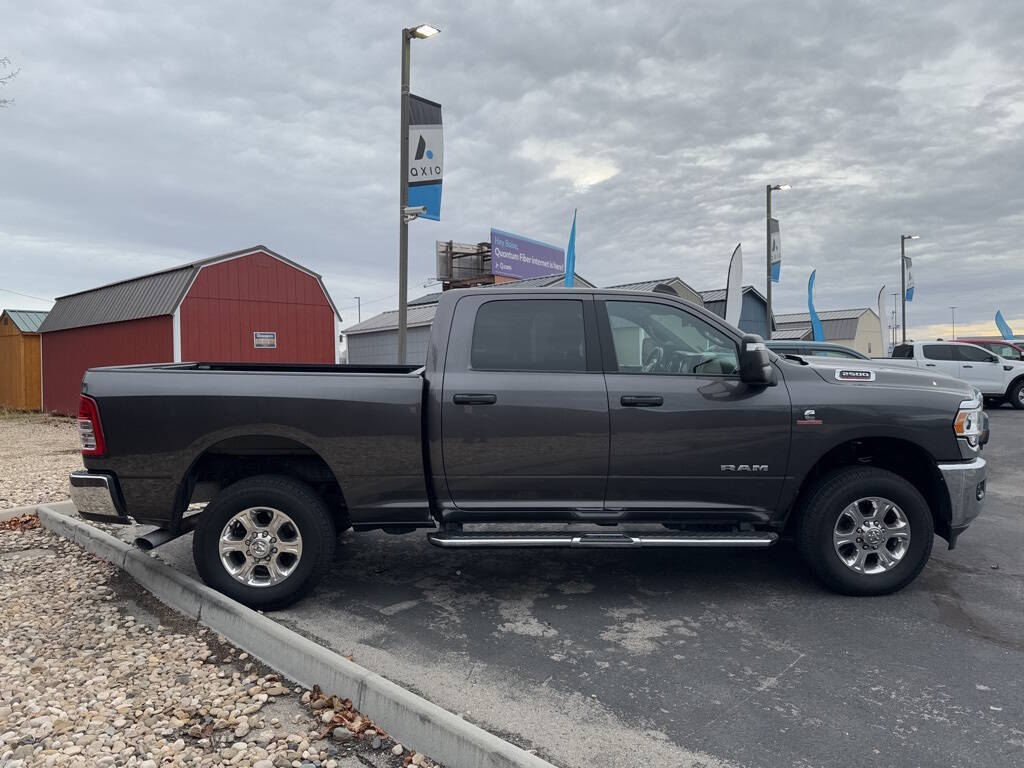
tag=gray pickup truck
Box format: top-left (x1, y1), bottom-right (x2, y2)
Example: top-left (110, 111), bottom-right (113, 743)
top-left (71, 288), bottom-right (989, 608)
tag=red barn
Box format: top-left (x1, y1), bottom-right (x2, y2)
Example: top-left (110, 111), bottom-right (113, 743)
top-left (39, 246), bottom-right (341, 414)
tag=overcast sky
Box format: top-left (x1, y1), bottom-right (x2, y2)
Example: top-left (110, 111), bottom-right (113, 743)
top-left (3, 0), bottom-right (1022, 339)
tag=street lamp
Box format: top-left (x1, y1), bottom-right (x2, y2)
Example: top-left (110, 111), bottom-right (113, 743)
top-left (353, 296), bottom-right (361, 324)
top-left (397, 23), bottom-right (441, 364)
top-left (765, 184), bottom-right (790, 339)
top-left (900, 234), bottom-right (919, 343)
top-left (950, 306), bottom-right (957, 340)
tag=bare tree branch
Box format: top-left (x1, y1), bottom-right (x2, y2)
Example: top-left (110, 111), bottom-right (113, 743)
top-left (0, 57), bottom-right (20, 108)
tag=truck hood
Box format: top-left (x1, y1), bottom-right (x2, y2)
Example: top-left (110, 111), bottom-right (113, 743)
top-left (803, 360), bottom-right (976, 400)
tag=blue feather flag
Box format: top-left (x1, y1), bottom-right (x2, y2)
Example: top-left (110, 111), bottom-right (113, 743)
top-left (996, 310), bottom-right (1015, 340)
top-left (808, 270), bottom-right (824, 341)
top-left (564, 210), bottom-right (577, 287)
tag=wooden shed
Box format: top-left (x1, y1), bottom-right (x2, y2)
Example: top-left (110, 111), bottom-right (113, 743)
top-left (0, 309), bottom-right (48, 411)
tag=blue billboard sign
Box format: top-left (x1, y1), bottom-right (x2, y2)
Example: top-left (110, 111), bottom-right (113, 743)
top-left (490, 228), bottom-right (565, 280)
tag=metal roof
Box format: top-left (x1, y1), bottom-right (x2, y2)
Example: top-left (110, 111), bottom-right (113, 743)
top-left (775, 308), bottom-right (874, 324)
top-left (407, 273), bottom-right (596, 308)
top-left (38, 245), bottom-right (340, 333)
top-left (698, 285), bottom-right (766, 304)
top-left (1, 309), bottom-right (49, 333)
top-left (344, 303), bottom-right (439, 335)
top-left (771, 327), bottom-right (813, 340)
top-left (605, 276), bottom-right (702, 302)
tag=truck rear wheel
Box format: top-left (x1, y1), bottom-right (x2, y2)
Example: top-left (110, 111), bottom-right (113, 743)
top-left (193, 475), bottom-right (336, 610)
top-left (796, 467), bottom-right (933, 596)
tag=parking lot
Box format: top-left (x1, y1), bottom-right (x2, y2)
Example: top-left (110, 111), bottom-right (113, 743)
top-left (114, 407), bottom-right (1018, 768)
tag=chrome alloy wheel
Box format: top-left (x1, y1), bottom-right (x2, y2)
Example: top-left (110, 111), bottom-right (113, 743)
top-left (832, 496), bottom-right (910, 575)
top-left (218, 507), bottom-right (303, 587)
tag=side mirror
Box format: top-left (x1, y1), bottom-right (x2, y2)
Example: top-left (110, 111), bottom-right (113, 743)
top-left (739, 334), bottom-right (777, 386)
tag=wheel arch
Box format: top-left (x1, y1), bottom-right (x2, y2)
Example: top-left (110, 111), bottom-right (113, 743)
top-left (784, 436), bottom-right (953, 542)
top-left (173, 432), bottom-right (348, 533)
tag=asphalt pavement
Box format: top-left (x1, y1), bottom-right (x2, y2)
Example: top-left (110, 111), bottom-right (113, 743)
top-left (141, 408), bottom-right (1024, 768)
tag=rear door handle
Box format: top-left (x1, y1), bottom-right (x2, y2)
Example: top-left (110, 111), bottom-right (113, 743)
top-left (924, 363), bottom-right (936, 367)
top-left (453, 393), bottom-right (497, 405)
top-left (621, 395), bottom-right (663, 407)
top-left (962, 365), bottom-right (973, 369)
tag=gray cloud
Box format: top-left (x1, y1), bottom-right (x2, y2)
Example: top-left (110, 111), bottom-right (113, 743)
top-left (2, 0), bottom-right (1022, 336)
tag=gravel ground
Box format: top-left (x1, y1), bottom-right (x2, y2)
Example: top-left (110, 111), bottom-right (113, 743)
top-left (0, 515), bottom-right (443, 768)
top-left (0, 412), bottom-right (81, 509)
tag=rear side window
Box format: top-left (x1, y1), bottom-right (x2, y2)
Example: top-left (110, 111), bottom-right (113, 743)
top-left (922, 344), bottom-right (954, 361)
top-left (471, 300), bottom-right (587, 372)
top-left (892, 344), bottom-right (914, 358)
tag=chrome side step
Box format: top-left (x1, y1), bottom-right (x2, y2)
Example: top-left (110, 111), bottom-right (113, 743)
top-left (426, 531), bottom-right (778, 549)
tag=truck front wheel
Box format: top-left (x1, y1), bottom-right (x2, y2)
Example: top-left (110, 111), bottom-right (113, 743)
top-left (1008, 379), bottom-right (1024, 410)
top-left (796, 467), bottom-right (933, 596)
top-left (192, 475), bottom-right (336, 610)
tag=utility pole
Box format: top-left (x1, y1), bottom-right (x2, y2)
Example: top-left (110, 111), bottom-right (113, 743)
top-left (396, 24), bottom-right (440, 363)
top-left (950, 306), bottom-right (957, 340)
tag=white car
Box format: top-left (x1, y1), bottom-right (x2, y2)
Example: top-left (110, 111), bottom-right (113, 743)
top-left (884, 341), bottom-right (1024, 409)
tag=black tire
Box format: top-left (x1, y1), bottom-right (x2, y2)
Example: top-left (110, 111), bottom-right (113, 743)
top-left (1007, 379), bottom-right (1024, 410)
top-left (193, 475), bottom-right (336, 610)
top-left (796, 467), bottom-right (933, 596)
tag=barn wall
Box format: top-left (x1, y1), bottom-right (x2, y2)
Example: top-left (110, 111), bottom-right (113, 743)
top-left (0, 321), bottom-right (26, 410)
top-left (180, 252), bottom-right (335, 363)
top-left (42, 315), bottom-right (173, 415)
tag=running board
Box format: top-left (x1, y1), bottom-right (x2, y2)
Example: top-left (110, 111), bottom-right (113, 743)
top-left (426, 531), bottom-right (778, 549)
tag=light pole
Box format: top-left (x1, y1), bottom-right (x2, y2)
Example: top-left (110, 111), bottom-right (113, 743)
top-left (765, 184), bottom-right (790, 340)
top-left (891, 292), bottom-right (899, 348)
top-left (950, 306), bottom-right (957, 339)
top-left (900, 234), bottom-right (919, 343)
top-left (398, 23), bottom-right (440, 363)
top-left (353, 296), bottom-right (361, 324)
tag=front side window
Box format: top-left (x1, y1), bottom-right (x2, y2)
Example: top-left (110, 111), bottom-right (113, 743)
top-left (605, 301), bottom-right (738, 375)
top-left (922, 344), bottom-right (954, 361)
top-left (955, 345), bottom-right (996, 363)
top-left (892, 344), bottom-right (914, 359)
top-left (471, 299), bottom-right (587, 372)
top-left (987, 343), bottom-right (1021, 361)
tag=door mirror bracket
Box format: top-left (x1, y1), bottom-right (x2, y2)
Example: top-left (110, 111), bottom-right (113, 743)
top-left (739, 334), bottom-right (778, 386)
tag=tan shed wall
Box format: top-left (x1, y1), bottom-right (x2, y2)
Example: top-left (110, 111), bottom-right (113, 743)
top-left (0, 320), bottom-right (42, 411)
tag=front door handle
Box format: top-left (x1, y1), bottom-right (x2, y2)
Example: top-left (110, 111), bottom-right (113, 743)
top-left (621, 395), bottom-right (663, 407)
top-left (963, 365), bottom-right (973, 369)
top-left (925, 363), bottom-right (936, 367)
top-left (453, 393), bottom-right (497, 405)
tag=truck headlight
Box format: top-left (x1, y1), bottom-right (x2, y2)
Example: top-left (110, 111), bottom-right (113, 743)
top-left (954, 399), bottom-right (983, 447)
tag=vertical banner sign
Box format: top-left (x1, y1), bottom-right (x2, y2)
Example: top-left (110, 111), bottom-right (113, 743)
top-left (877, 285), bottom-right (889, 357)
top-left (903, 256), bottom-right (914, 302)
top-left (996, 310), bottom-right (1015, 340)
top-left (769, 218), bottom-right (781, 283)
top-left (725, 243), bottom-right (743, 327)
top-left (808, 270), bottom-right (824, 341)
top-left (407, 95), bottom-right (443, 220)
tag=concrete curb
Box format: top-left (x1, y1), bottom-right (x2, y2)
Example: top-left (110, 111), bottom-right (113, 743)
top-left (36, 504), bottom-right (555, 768)
top-left (1, 503), bottom-right (41, 521)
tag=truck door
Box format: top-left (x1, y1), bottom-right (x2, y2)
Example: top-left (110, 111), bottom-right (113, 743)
top-left (919, 344), bottom-right (960, 379)
top-left (955, 344), bottom-right (1005, 395)
top-left (440, 294), bottom-right (609, 514)
top-left (598, 298), bottom-right (791, 519)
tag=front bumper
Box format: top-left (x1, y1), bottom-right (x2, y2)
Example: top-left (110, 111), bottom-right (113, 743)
top-left (69, 471), bottom-right (130, 524)
top-left (937, 456), bottom-right (987, 547)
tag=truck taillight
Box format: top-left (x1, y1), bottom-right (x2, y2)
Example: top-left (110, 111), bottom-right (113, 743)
top-left (78, 395), bottom-right (106, 457)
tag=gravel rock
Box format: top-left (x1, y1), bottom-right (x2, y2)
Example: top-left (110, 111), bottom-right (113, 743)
top-left (0, 413), bottom-right (80, 508)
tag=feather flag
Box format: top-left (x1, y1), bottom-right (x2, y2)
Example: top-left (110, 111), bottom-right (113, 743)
top-left (996, 310), bottom-right (1015, 340)
top-left (564, 210), bottom-right (577, 287)
top-left (725, 244), bottom-right (743, 327)
top-left (808, 270), bottom-right (824, 341)
top-left (877, 285), bottom-right (888, 356)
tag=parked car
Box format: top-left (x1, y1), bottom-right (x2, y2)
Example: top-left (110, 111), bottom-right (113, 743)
top-left (767, 340), bottom-right (867, 360)
top-left (955, 338), bottom-right (1024, 362)
top-left (887, 340), bottom-right (1024, 409)
top-left (70, 288), bottom-right (988, 607)
top-left (771, 340), bottom-right (984, 403)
